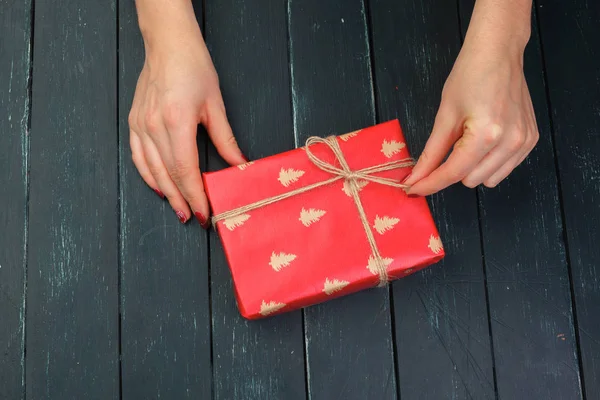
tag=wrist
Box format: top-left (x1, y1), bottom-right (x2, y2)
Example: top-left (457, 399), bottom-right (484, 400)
top-left (464, 0), bottom-right (532, 60)
top-left (135, 0), bottom-right (200, 55)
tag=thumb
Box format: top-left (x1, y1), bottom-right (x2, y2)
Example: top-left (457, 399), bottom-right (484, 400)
top-left (404, 104), bottom-right (460, 187)
top-left (205, 101), bottom-right (247, 166)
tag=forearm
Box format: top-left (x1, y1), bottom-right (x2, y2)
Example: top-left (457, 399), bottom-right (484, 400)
top-left (134, 0), bottom-right (201, 53)
top-left (465, 0), bottom-right (532, 57)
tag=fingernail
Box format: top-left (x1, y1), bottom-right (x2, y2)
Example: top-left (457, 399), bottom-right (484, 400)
top-left (408, 194), bottom-right (419, 199)
top-left (402, 174), bottom-right (412, 184)
top-left (154, 189), bottom-right (165, 199)
top-left (195, 211), bottom-right (210, 229)
top-left (176, 210), bottom-right (187, 224)
top-left (241, 155), bottom-right (250, 163)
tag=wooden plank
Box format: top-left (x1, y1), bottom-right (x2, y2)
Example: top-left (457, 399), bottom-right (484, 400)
top-left (458, 1), bottom-right (583, 398)
top-left (118, 1), bottom-right (212, 399)
top-left (25, 1), bottom-right (119, 398)
top-left (288, 1), bottom-right (397, 398)
top-left (205, 1), bottom-right (307, 399)
top-left (0, 0), bottom-right (32, 398)
top-left (368, 0), bottom-right (495, 398)
top-left (537, 0), bottom-right (600, 396)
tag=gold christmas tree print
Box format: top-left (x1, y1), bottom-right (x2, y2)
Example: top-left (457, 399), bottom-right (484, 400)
top-left (339, 129), bottom-right (361, 142)
top-left (428, 235), bottom-right (444, 254)
top-left (223, 213), bottom-right (251, 231)
top-left (381, 139), bottom-right (406, 158)
top-left (342, 179), bottom-right (369, 196)
top-left (373, 215), bottom-right (400, 235)
top-left (278, 168), bottom-right (305, 187)
top-left (322, 278), bottom-right (350, 295)
top-left (299, 208), bottom-right (326, 227)
top-left (366, 255), bottom-right (394, 275)
top-left (269, 251), bottom-right (297, 272)
top-left (237, 161), bottom-right (255, 170)
top-left (260, 300), bottom-right (286, 316)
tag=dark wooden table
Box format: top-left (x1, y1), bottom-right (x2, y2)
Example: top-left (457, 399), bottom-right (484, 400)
top-left (2, 0), bottom-right (599, 399)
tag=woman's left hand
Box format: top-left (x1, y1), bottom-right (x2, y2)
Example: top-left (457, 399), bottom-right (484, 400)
top-left (405, 1), bottom-right (539, 195)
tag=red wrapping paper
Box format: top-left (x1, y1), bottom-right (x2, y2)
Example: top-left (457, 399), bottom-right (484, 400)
top-left (203, 120), bottom-right (444, 319)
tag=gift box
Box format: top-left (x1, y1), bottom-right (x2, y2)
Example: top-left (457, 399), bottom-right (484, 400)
top-left (203, 119), bottom-right (444, 319)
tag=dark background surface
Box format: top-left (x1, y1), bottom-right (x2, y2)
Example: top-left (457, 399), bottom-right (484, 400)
top-left (1, 0), bottom-right (598, 399)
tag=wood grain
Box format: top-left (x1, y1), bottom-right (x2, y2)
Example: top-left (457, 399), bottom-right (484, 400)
top-left (537, 0), bottom-right (600, 397)
top-left (368, 0), bottom-right (495, 398)
top-left (205, 1), bottom-right (307, 399)
top-left (26, 0), bottom-right (119, 398)
top-left (118, 1), bottom-right (213, 398)
top-left (459, 1), bottom-right (583, 398)
top-left (0, 0), bottom-right (595, 398)
top-left (288, 1), bottom-right (397, 398)
top-left (0, 0), bottom-right (32, 398)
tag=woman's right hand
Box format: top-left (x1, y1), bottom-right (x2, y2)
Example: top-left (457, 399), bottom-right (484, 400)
top-left (129, 0), bottom-right (246, 227)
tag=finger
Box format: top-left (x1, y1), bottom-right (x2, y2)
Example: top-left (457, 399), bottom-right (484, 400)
top-left (407, 120), bottom-right (502, 196)
top-left (142, 138), bottom-right (191, 224)
top-left (461, 130), bottom-right (526, 188)
top-left (483, 98), bottom-right (537, 188)
top-left (525, 85), bottom-right (540, 150)
top-left (204, 101), bottom-right (247, 166)
top-left (486, 89), bottom-right (540, 188)
top-left (483, 113), bottom-right (538, 188)
top-left (130, 131), bottom-right (164, 199)
top-left (127, 69), bottom-right (148, 143)
top-left (403, 104), bottom-right (460, 186)
top-left (128, 68), bottom-right (148, 132)
top-left (484, 144), bottom-right (530, 187)
top-left (166, 121), bottom-right (211, 229)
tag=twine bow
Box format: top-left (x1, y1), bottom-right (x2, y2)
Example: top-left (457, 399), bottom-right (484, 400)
top-left (212, 136), bottom-right (415, 286)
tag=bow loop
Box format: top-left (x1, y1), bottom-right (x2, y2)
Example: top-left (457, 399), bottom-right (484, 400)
top-left (306, 136), bottom-right (414, 190)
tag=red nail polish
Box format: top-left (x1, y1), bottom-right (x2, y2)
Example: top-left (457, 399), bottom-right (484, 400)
top-left (154, 189), bottom-right (165, 199)
top-left (176, 211), bottom-right (187, 224)
top-left (195, 211), bottom-right (210, 229)
top-left (241, 155), bottom-right (250, 163)
top-left (408, 194), bottom-right (419, 199)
